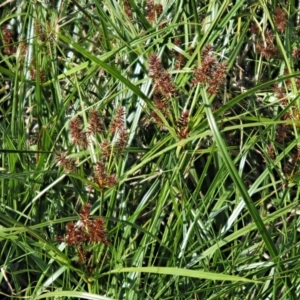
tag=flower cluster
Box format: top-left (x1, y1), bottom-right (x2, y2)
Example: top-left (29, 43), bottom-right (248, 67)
top-left (57, 203), bottom-right (109, 266)
top-left (57, 109), bottom-right (129, 193)
top-left (266, 144), bottom-right (276, 160)
top-left (69, 117), bottom-right (89, 149)
top-left (88, 109), bottom-right (104, 136)
top-left (35, 22), bottom-right (47, 42)
top-left (110, 107), bottom-right (125, 133)
top-left (274, 7), bottom-right (287, 33)
top-left (89, 108), bottom-right (128, 157)
top-left (148, 54), bottom-right (176, 126)
top-left (109, 107), bottom-right (129, 156)
top-left (273, 84), bottom-right (286, 102)
top-left (148, 54), bottom-right (165, 79)
top-left (146, 0), bottom-right (163, 23)
top-left (176, 110), bottom-right (190, 140)
top-left (173, 37), bottom-right (185, 70)
top-left (1, 24), bottom-right (15, 55)
top-left (275, 123), bottom-right (291, 143)
top-left (100, 140), bottom-right (111, 160)
top-left (256, 29), bottom-right (279, 59)
top-left (191, 44), bottom-right (227, 94)
top-left (29, 64), bottom-right (46, 82)
top-left (56, 152), bottom-right (76, 173)
top-left (93, 161), bottom-right (117, 191)
top-left (124, 0), bottom-right (132, 19)
top-left (292, 47), bottom-right (300, 60)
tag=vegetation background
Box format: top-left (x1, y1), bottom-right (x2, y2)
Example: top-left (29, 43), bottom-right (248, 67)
top-left (1, 0), bottom-right (300, 299)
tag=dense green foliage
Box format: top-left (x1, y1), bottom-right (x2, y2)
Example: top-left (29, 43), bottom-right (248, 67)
top-left (1, 0), bottom-right (300, 299)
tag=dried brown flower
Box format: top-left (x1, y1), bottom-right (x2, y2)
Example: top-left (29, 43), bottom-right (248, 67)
top-left (175, 53), bottom-right (185, 70)
top-left (176, 110), bottom-right (189, 139)
top-left (155, 4), bottom-right (163, 17)
top-left (256, 30), bottom-right (279, 59)
top-left (276, 124), bottom-right (291, 143)
top-left (110, 107), bottom-right (125, 133)
top-left (149, 54), bottom-right (175, 97)
top-left (88, 109), bottom-right (104, 136)
top-left (274, 7), bottom-right (287, 33)
top-left (150, 92), bottom-right (169, 126)
top-left (177, 110), bottom-right (189, 128)
top-left (155, 71), bottom-right (176, 96)
top-left (20, 41), bottom-right (28, 57)
top-left (35, 23), bottom-right (46, 41)
top-left (148, 54), bottom-right (164, 79)
top-left (101, 140), bottom-right (111, 160)
top-left (57, 203), bottom-right (109, 265)
top-left (201, 44), bottom-right (213, 57)
top-left (294, 145), bottom-right (300, 161)
top-left (124, 0), bottom-right (133, 19)
top-left (191, 45), bottom-right (226, 94)
top-left (292, 47), bottom-right (300, 59)
top-left (1, 24), bottom-right (15, 54)
top-left (69, 117), bottom-right (89, 149)
top-left (146, 0), bottom-right (162, 23)
top-left (115, 127), bottom-right (128, 154)
top-left (94, 161), bottom-right (117, 190)
top-left (266, 144), bottom-right (276, 160)
top-left (148, 53), bottom-right (176, 126)
top-left (56, 152), bottom-right (76, 173)
top-left (273, 84), bottom-right (286, 99)
top-left (256, 43), bottom-right (278, 60)
top-left (265, 29), bottom-right (275, 45)
top-left (106, 174), bottom-right (117, 188)
top-left (250, 22), bottom-right (260, 35)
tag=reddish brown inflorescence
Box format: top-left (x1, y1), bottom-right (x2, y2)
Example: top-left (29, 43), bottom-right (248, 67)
top-left (1, 24), bottom-right (15, 54)
top-left (88, 109), bottom-right (104, 136)
top-left (274, 7), bottom-right (287, 33)
top-left (256, 29), bottom-right (279, 59)
top-left (146, 0), bottom-right (163, 23)
top-left (57, 203), bottom-right (109, 266)
top-left (94, 161), bottom-right (117, 190)
top-left (124, 0), bottom-right (133, 19)
top-left (148, 54), bottom-right (176, 126)
top-left (69, 117), bottom-right (89, 149)
top-left (191, 44), bottom-right (227, 94)
top-left (110, 107), bottom-right (125, 134)
top-left (176, 110), bottom-right (190, 140)
top-left (56, 152), bottom-right (76, 173)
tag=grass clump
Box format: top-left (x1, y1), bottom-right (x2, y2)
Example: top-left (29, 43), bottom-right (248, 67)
top-left (1, 0), bottom-right (300, 299)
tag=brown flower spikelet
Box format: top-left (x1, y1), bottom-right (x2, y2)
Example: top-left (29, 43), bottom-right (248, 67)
top-left (274, 7), bottom-right (287, 33)
top-left (110, 107), bottom-right (125, 133)
top-left (56, 152), bottom-right (76, 173)
top-left (88, 109), bottom-right (104, 136)
top-left (69, 117), bottom-right (89, 149)
top-left (58, 203), bottom-right (109, 247)
top-left (94, 161), bottom-right (117, 190)
top-left (191, 45), bottom-right (226, 94)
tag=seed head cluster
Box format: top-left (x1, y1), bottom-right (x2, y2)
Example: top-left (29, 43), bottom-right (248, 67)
top-left (191, 44), bottom-right (227, 95)
top-left (57, 203), bottom-right (109, 264)
top-left (148, 54), bottom-right (176, 126)
top-left (1, 24), bottom-right (15, 54)
top-left (69, 117), bottom-right (89, 149)
top-left (176, 110), bottom-right (190, 140)
top-left (146, 0), bottom-right (163, 23)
